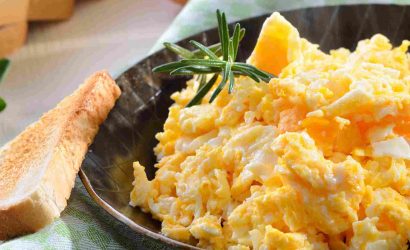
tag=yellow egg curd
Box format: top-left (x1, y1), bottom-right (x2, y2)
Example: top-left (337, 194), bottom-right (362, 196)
top-left (130, 12), bottom-right (410, 250)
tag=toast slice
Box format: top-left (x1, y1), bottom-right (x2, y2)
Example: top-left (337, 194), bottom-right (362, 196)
top-left (0, 22), bottom-right (28, 58)
top-left (0, 0), bottom-right (29, 26)
top-left (28, 0), bottom-right (75, 21)
top-left (0, 71), bottom-right (121, 240)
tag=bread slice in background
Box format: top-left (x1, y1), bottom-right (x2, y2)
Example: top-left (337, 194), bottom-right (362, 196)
top-left (28, 0), bottom-right (75, 21)
top-left (0, 22), bottom-right (27, 58)
top-left (0, 0), bottom-right (29, 25)
top-left (0, 71), bottom-right (121, 240)
top-left (0, 0), bottom-right (29, 57)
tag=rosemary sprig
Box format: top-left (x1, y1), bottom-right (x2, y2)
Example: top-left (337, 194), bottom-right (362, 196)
top-left (162, 29), bottom-right (244, 60)
top-left (0, 59), bottom-right (10, 112)
top-left (153, 10), bottom-right (274, 107)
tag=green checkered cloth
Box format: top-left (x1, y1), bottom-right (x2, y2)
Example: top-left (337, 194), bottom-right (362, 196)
top-left (1, 0), bottom-right (409, 249)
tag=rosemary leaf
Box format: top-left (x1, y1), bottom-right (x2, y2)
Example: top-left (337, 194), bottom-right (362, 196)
top-left (228, 70), bottom-right (235, 94)
top-left (190, 41), bottom-right (219, 60)
top-left (153, 61), bottom-right (186, 72)
top-left (170, 66), bottom-right (220, 75)
top-left (197, 74), bottom-right (207, 91)
top-left (180, 59), bottom-right (225, 67)
top-left (210, 62), bottom-right (231, 102)
top-left (187, 74), bottom-right (219, 107)
top-left (164, 42), bottom-right (195, 59)
top-left (232, 24), bottom-right (241, 61)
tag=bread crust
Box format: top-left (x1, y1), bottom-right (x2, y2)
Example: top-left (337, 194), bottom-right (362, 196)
top-left (0, 22), bottom-right (28, 58)
top-left (28, 0), bottom-right (75, 21)
top-left (0, 71), bottom-right (121, 240)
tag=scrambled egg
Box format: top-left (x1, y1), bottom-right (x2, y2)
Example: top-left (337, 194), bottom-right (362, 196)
top-left (130, 12), bottom-right (410, 249)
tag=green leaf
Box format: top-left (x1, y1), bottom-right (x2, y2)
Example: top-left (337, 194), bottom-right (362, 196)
top-left (212, 46), bottom-right (222, 57)
top-left (170, 66), bottom-right (220, 75)
top-left (216, 10), bottom-right (223, 53)
top-left (238, 63), bottom-right (273, 78)
top-left (193, 29), bottom-right (243, 59)
top-left (221, 13), bottom-right (230, 61)
top-left (197, 74), bottom-right (207, 91)
top-left (152, 61), bottom-right (186, 72)
top-left (190, 40), bottom-right (219, 60)
top-left (233, 62), bottom-right (274, 82)
top-left (180, 59), bottom-right (225, 67)
top-left (232, 24), bottom-right (241, 61)
top-left (208, 43), bottom-right (223, 55)
top-left (239, 28), bottom-right (246, 41)
top-left (191, 43), bottom-right (223, 58)
top-left (217, 10), bottom-right (230, 62)
top-left (232, 65), bottom-right (261, 82)
top-left (187, 74), bottom-right (219, 107)
top-left (164, 42), bottom-right (194, 59)
top-left (228, 70), bottom-right (235, 94)
top-left (241, 69), bottom-right (261, 83)
top-left (210, 62), bottom-right (231, 102)
top-left (0, 97), bottom-right (6, 112)
top-left (228, 38), bottom-right (234, 62)
top-left (0, 59), bottom-right (10, 82)
top-left (0, 59), bottom-right (9, 113)
top-left (154, 59), bottom-right (225, 73)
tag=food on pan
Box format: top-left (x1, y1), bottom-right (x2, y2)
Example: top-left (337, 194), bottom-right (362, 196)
top-left (130, 11), bottom-right (410, 249)
top-left (0, 71), bottom-right (121, 240)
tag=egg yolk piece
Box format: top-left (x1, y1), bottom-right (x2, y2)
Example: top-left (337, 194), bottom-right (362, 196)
top-left (247, 12), bottom-right (302, 76)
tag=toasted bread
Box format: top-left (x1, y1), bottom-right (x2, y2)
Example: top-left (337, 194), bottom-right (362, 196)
top-left (28, 0), bottom-right (75, 21)
top-left (0, 0), bottom-right (29, 26)
top-left (0, 71), bottom-right (121, 240)
top-left (0, 22), bottom-right (28, 58)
